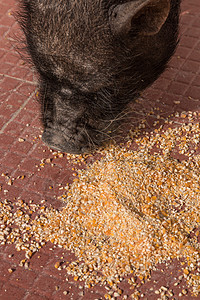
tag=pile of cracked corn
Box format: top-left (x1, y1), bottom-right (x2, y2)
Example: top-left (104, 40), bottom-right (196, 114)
top-left (0, 111), bottom-right (200, 297)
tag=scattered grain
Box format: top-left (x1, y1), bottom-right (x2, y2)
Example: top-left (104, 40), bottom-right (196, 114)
top-left (0, 112), bottom-right (200, 296)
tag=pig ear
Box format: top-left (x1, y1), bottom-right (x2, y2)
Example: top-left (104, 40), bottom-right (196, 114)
top-left (109, 0), bottom-right (171, 36)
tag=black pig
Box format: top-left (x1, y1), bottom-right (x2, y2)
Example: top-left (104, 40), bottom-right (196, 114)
top-left (18, 0), bottom-right (181, 154)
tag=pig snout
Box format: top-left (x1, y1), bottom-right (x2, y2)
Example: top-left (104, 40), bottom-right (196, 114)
top-left (40, 90), bottom-right (109, 154)
top-left (42, 128), bottom-right (90, 154)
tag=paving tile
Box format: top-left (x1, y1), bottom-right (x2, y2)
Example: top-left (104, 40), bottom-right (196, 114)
top-left (26, 174), bottom-right (55, 194)
top-left (169, 55), bottom-right (185, 70)
top-left (185, 85), bottom-right (200, 100)
top-left (21, 126), bottom-right (42, 142)
top-left (23, 293), bottom-right (49, 300)
top-left (8, 170), bottom-right (33, 188)
top-left (0, 134), bottom-right (15, 150)
top-left (1, 244), bottom-right (28, 265)
top-left (19, 190), bottom-right (43, 205)
top-left (15, 82), bottom-right (36, 96)
top-left (9, 268), bottom-right (38, 290)
top-left (7, 66), bottom-right (32, 81)
top-left (167, 81), bottom-right (189, 96)
top-left (189, 48), bottom-right (200, 62)
top-left (3, 121), bottom-right (27, 138)
top-left (192, 74), bottom-right (200, 85)
top-left (181, 59), bottom-right (200, 73)
top-left (0, 5), bottom-right (10, 16)
top-left (24, 97), bottom-right (40, 113)
top-left (0, 62), bottom-right (13, 74)
top-left (9, 139), bottom-right (34, 155)
top-left (51, 282), bottom-right (86, 300)
top-left (0, 26), bottom-right (10, 38)
top-left (151, 77), bottom-right (171, 91)
top-left (18, 157), bottom-right (41, 173)
top-left (0, 282), bottom-right (26, 300)
top-left (176, 45), bottom-right (191, 59)
top-left (0, 259), bottom-right (13, 281)
top-left (1, 151), bottom-right (24, 168)
top-left (1, 0), bottom-right (16, 7)
top-left (30, 274), bottom-right (62, 299)
top-left (6, 92), bottom-right (29, 108)
top-left (0, 14), bottom-right (16, 28)
top-left (0, 38), bottom-right (12, 51)
top-left (179, 35), bottom-right (197, 49)
top-left (0, 116), bottom-right (7, 130)
top-left (0, 0), bottom-right (200, 299)
top-left (0, 184), bottom-right (22, 202)
top-left (14, 110), bottom-right (38, 126)
top-left (28, 249), bottom-right (52, 272)
top-left (0, 77), bottom-right (19, 93)
top-left (175, 70), bottom-right (196, 84)
top-left (29, 145), bottom-right (53, 160)
top-left (0, 102), bottom-right (20, 120)
top-left (3, 51), bottom-right (20, 65)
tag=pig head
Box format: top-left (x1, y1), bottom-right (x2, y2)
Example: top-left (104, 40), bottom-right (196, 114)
top-left (18, 0), bottom-right (181, 154)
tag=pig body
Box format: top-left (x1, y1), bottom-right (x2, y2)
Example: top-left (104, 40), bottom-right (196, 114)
top-left (18, 0), bottom-right (181, 153)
